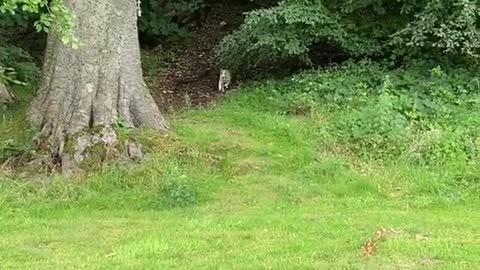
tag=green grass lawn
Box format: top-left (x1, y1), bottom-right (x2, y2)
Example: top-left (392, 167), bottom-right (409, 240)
top-left (1, 201), bottom-right (478, 269)
top-left (1, 73), bottom-right (479, 269)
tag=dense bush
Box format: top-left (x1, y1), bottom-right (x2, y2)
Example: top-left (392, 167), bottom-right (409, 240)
top-left (0, 8), bottom-right (34, 34)
top-left (258, 61), bottom-right (480, 164)
top-left (0, 2), bottom-right (46, 87)
top-left (0, 45), bottom-right (40, 86)
top-left (0, 0), bottom-right (75, 46)
top-left (217, 0), bottom-right (479, 72)
top-left (138, 0), bottom-right (208, 42)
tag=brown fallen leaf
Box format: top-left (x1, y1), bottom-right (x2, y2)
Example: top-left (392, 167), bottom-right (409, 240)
top-left (362, 227), bottom-right (387, 257)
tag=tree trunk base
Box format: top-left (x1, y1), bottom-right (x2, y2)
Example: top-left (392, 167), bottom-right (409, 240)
top-left (39, 126), bottom-right (148, 174)
top-left (28, 0), bottom-right (168, 174)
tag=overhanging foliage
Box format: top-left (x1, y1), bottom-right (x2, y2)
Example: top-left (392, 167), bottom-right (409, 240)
top-left (217, 0), bottom-right (479, 71)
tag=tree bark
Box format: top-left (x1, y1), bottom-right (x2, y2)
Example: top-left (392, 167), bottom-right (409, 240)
top-left (29, 0), bottom-right (168, 170)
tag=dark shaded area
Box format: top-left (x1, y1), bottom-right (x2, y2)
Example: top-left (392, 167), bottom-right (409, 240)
top-left (146, 1), bottom-right (250, 110)
top-left (308, 41), bottom-right (349, 66)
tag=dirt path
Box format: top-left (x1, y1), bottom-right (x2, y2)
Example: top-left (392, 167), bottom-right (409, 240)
top-left (149, 2), bottom-right (247, 111)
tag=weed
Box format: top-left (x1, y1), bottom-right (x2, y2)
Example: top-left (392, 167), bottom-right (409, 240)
top-left (161, 177), bottom-right (197, 208)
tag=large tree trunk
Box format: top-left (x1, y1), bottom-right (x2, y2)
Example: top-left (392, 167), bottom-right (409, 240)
top-left (30, 0), bottom-right (168, 171)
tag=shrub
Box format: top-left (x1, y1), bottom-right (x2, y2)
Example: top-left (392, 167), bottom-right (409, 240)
top-left (217, 0), bottom-right (480, 72)
top-left (255, 61), bottom-right (480, 163)
top-left (216, 0), bottom-right (375, 72)
top-left (138, 0), bottom-right (207, 42)
top-left (0, 8), bottom-right (36, 35)
top-left (0, 45), bottom-right (40, 86)
top-left (146, 167), bottom-right (197, 209)
top-left (407, 127), bottom-right (479, 165)
top-left (161, 177), bottom-right (197, 208)
top-left (334, 92), bottom-right (410, 158)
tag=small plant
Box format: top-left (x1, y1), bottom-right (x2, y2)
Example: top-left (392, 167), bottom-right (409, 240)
top-left (146, 168), bottom-right (197, 209)
top-left (407, 128), bottom-right (479, 165)
top-left (334, 92), bottom-right (410, 159)
top-left (0, 66), bottom-right (26, 86)
top-left (161, 177), bottom-right (196, 208)
top-left (0, 139), bottom-right (22, 161)
top-left (284, 92), bottom-right (317, 115)
top-left (115, 115), bottom-right (132, 140)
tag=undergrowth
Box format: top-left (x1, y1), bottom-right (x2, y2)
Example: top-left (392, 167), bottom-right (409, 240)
top-left (0, 61), bottom-right (478, 211)
top-left (249, 61), bottom-right (480, 165)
